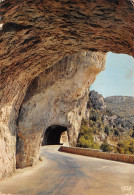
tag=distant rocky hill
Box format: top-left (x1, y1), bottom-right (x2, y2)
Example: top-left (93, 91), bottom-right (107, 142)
top-left (105, 96), bottom-right (134, 124)
top-left (77, 91), bottom-right (134, 154)
top-left (89, 91), bottom-right (133, 130)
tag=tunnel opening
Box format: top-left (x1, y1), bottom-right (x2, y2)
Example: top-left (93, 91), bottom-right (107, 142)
top-left (42, 125), bottom-right (68, 145)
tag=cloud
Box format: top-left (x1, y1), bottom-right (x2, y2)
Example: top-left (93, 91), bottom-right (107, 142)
top-left (126, 68), bottom-right (134, 79)
top-left (126, 70), bottom-right (134, 78)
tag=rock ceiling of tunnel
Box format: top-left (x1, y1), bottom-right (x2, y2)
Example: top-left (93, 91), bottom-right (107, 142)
top-left (0, 0), bottom-right (134, 93)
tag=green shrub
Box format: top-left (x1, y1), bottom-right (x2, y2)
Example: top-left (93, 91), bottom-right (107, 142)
top-left (100, 142), bottom-right (113, 152)
top-left (90, 110), bottom-right (99, 122)
top-left (104, 126), bottom-right (109, 135)
top-left (117, 140), bottom-right (134, 154)
top-left (77, 120), bottom-right (99, 149)
top-left (132, 131), bottom-right (134, 138)
top-left (117, 146), bottom-right (124, 154)
top-left (114, 129), bottom-right (120, 136)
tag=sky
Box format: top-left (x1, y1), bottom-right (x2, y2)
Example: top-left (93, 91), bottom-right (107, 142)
top-left (90, 52), bottom-right (134, 98)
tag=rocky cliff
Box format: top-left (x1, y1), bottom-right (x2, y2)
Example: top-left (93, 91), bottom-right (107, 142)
top-left (16, 52), bottom-right (106, 169)
top-left (89, 91), bottom-right (133, 130)
top-left (0, 51), bottom-right (106, 178)
top-left (0, 0), bottom-right (134, 179)
top-left (77, 91), bottom-right (134, 154)
top-left (88, 90), bottom-right (106, 111)
top-left (105, 96), bottom-right (134, 124)
top-left (105, 96), bottom-right (134, 104)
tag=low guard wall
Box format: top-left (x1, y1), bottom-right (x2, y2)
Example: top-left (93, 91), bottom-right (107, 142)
top-left (60, 146), bottom-right (134, 164)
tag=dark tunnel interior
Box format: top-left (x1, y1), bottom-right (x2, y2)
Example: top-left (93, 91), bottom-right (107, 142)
top-left (42, 125), bottom-right (67, 145)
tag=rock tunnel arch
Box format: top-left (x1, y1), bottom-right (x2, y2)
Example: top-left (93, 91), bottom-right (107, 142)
top-left (15, 51), bottom-right (106, 169)
top-left (0, 0), bottom-right (134, 179)
top-left (42, 125), bottom-right (68, 145)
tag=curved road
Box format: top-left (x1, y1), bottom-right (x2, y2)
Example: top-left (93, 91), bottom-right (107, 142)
top-left (0, 146), bottom-right (134, 195)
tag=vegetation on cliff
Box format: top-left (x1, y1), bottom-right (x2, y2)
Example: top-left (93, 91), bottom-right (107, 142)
top-left (77, 91), bottom-right (134, 155)
top-left (105, 96), bottom-right (134, 124)
top-left (77, 119), bottom-right (100, 149)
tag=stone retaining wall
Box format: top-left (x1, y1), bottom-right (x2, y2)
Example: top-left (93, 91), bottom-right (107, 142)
top-left (60, 146), bottom-right (134, 164)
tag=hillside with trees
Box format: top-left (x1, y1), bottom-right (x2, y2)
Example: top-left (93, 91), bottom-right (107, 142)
top-left (105, 96), bottom-right (134, 124)
top-left (77, 91), bottom-right (134, 155)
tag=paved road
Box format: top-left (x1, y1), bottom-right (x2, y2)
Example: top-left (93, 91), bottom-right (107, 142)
top-left (0, 146), bottom-right (134, 195)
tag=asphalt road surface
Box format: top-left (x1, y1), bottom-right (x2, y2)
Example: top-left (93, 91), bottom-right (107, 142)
top-left (0, 145), bottom-right (134, 195)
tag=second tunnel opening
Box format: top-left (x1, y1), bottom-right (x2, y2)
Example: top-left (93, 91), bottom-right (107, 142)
top-left (42, 125), bottom-right (68, 145)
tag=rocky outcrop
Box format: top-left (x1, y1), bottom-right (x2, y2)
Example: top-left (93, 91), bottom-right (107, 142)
top-left (77, 91), bottom-right (134, 152)
top-left (0, 0), bottom-right (134, 103)
top-left (89, 91), bottom-right (133, 131)
top-left (16, 52), bottom-right (106, 168)
top-left (89, 90), bottom-right (106, 110)
top-left (0, 0), bottom-right (133, 179)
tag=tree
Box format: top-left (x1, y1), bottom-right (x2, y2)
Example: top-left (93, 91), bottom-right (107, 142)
top-left (104, 126), bottom-right (109, 136)
top-left (132, 126), bottom-right (134, 137)
top-left (100, 142), bottom-right (113, 152)
top-left (114, 129), bottom-right (119, 136)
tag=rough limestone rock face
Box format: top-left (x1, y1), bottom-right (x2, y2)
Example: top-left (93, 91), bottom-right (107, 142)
top-left (60, 131), bottom-right (69, 146)
top-left (89, 90), bottom-right (106, 110)
top-left (0, 0), bottom-right (133, 179)
top-left (89, 90), bottom-right (133, 130)
top-left (16, 52), bottom-right (106, 168)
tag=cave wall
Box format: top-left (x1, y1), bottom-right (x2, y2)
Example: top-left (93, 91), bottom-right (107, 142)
top-left (0, 75), bottom-right (29, 179)
top-left (16, 52), bottom-right (106, 168)
top-left (0, 0), bottom-right (133, 179)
